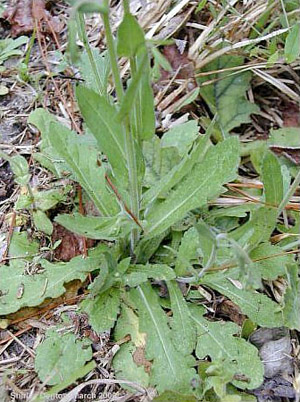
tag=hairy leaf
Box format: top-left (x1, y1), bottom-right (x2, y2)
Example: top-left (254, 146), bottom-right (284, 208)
top-left (35, 329), bottom-right (92, 385)
top-left (190, 305), bottom-right (263, 390)
top-left (198, 55), bottom-right (259, 133)
top-left (55, 213), bottom-right (132, 240)
top-left (77, 48), bottom-right (110, 95)
top-left (144, 137), bottom-right (240, 239)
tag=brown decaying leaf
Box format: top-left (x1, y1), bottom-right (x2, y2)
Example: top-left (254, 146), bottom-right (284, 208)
top-left (133, 346), bottom-right (152, 374)
top-left (3, 0), bottom-right (63, 37)
top-left (160, 44), bottom-right (195, 81)
top-left (282, 102), bottom-right (300, 128)
top-left (52, 223), bottom-right (96, 262)
top-left (216, 299), bottom-right (246, 326)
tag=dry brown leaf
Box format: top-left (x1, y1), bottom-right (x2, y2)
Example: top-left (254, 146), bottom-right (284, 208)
top-left (52, 223), bottom-right (96, 262)
top-left (3, 0), bottom-right (63, 37)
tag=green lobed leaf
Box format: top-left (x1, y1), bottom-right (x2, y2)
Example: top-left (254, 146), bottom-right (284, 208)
top-left (35, 329), bottom-right (92, 385)
top-left (124, 264), bottom-right (176, 287)
top-left (144, 137), bottom-right (240, 239)
top-left (190, 305), bottom-right (264, 390)
top-left (198, 55), bottom-right (259, 133)
top-left (0, 246), bottom-right (105, 315)
top-left (80, 287), bottom-right (121, 332)
top-left (130, 283), bottom-right (197, 393)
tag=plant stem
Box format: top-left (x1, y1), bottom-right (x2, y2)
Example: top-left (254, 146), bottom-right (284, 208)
top-left (76, 13), bottom-right (104, 96)
top-left (102, 3), bottom-right (140, 251)
top-left (277, 168), bottom-right (300, 217)
top-left (101, 10), bottom-right (124, 101)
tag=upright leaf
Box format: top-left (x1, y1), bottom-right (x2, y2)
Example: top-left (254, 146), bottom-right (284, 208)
top-left (117, 13), bottom-right (145, 58)
top-left (144, 137), bottom-right (240, 239)
top-left (76, 86), bottom-right (128, 184)
top-left (131, 284), bottom-right (197, 393)
top-left (141, 131), bottom-right (211, 208)
top-left (284, 23), bottom-right (300, 63)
